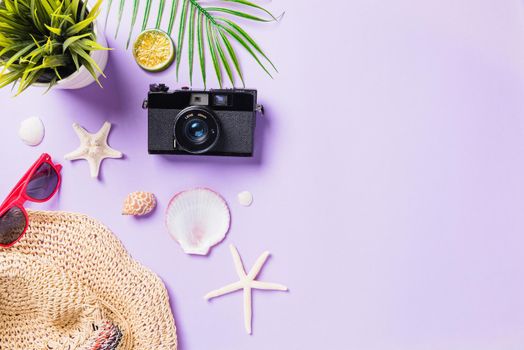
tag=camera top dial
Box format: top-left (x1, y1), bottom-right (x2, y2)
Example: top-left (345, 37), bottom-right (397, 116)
top-left (173, 106), bottom-right (220, 154)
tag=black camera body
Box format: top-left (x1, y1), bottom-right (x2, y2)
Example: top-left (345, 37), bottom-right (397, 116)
top-left (145, 84), bottom-right (258, 157)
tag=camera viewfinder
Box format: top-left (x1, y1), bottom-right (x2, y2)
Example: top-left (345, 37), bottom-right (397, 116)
top-left (213, 94), bottom-right (229, 107)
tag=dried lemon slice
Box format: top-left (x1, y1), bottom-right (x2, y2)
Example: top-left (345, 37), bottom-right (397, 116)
top-left (133, 29), bottom-right (175, 72)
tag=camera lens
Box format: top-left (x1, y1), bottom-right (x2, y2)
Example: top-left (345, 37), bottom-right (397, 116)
top-left (185, 119), bottom-right (209, 143)
top-left (174, 106), bottom-right (220, 154)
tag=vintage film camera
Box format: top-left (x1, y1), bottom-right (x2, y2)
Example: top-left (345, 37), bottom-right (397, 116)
top-left (144, 84), bottom-right (261, 157)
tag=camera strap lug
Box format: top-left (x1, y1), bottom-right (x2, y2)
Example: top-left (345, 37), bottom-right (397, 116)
top-left (256, 104), bottom-right (264, 115)
top-left (142, 99), bottom-right (148, 110)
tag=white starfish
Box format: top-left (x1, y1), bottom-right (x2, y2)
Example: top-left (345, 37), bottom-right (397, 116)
top-left (205, 244), bottom-right (288, 334)
top-left (65, 121), bottom-right (123, 178)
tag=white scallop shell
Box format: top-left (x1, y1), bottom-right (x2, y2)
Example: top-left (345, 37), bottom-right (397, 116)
top-left (19, 116), bottom-right (45, 146)
top-left (166, 188), bottom-right (231, 255)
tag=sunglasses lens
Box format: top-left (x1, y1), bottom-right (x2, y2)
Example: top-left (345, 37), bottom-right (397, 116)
top-left (0, 207), bottom-right (26, 246)
top-left (26, 162), bottom-right (59, 200)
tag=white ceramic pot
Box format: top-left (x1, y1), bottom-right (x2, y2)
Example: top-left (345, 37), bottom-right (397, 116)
top-left (34, 11), bottom-right (109, 90)
top-left (54, 23), bottom-right (109, 90)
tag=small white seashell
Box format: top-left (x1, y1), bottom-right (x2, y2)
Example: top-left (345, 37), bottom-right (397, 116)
top-left (237, 191), bottom-right (253, 207)
top-left (122, 191), bottom-right (157, 216)
top-left (19, 116), bottom-right (45, 146)
top-left (166, 188), bottom-right (231, 255)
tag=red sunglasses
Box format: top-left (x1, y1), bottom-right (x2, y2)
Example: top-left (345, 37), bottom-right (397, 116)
top-left (0, 153), bottom-right (62, 248)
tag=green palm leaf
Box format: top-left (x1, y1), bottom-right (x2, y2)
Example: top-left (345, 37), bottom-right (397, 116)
top-left (141, 0), bottom-right (152, 30)
top-left (205, 17), bottom-right (221, 87)
top-left (155, 0), bottom-right (165, 28)
top-left (126, 0), bottom-right (140, 48)
top-left (217, 17), bottom-right (277, 71)
top-left (219, 30), bottom-right (244, 87)
top-left (104, 0), bottom-right (113, 29)
top-left (205, 7), bottom-right (271, 22)
top-left (175, 0), bottom-right (188, 79)
top-left (108, 0), bottom-right (281, 87)
top-left (115, 0), bottom-right (126, 37)
top-left (217, 22), bottom-right (273, 77)
top-left (167, 0), bottom-right (179, 35)
top-left (223, 0), bottom-right (278, 20)
top-left (196, 9), bottom-right (205, 88)
top-left (214, 28), bottom-right (233, 86)
top-left (187, 3), bottom-right (195, 84)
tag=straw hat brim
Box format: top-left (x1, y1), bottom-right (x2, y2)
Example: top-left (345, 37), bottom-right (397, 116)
top-left (0, 210), bottom-right (177, 349)
top-left (0, 251), bottom-right (124, 349)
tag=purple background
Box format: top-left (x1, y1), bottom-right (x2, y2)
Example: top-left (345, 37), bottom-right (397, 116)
top-left (1, 0), bottom-right (524, 349)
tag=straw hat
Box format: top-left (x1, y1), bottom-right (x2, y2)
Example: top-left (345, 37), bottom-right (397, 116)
top-left (0, 210), bottom-right (177, 350)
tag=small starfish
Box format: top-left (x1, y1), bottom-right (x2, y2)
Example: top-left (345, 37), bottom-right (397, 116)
top-left (205, 244), bottom-right (288, 334)
top-left (65, 121), bottom-right (123, 178)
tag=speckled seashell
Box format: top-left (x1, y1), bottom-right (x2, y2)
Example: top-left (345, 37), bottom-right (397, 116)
top-left (122, 192), bottom-right (157, 216)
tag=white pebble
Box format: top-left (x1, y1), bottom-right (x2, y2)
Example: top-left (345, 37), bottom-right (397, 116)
top-left (237, 191), bottom-right (253, 207)
top-left (19, 116), bottom-right (45, 146)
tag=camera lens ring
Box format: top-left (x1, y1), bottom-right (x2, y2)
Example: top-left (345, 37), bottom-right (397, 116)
top-left (174, 106), bottom-right (220, 154)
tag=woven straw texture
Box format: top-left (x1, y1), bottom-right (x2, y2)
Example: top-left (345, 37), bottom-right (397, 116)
top-left (0, 210), bottom-right (178, 350)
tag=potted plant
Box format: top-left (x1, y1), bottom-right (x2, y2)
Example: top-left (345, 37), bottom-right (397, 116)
top-left (0, 0), bottom-right (110, 95)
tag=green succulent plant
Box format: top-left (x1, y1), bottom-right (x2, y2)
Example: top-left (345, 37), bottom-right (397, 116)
top-left (108, 0), bottom-right (280, 88)
top-left (0, 0), bottom-right (110, 95)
